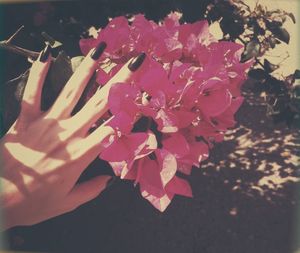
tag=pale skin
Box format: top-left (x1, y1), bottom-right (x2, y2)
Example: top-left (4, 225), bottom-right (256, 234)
top-left (0, 44), bottom-right (141, 230)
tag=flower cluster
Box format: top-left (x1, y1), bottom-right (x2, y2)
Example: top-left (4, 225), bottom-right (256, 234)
top-left (79, 12), bottom-right (252, 211)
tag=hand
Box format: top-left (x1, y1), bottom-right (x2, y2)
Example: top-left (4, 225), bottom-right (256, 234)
top-left (0, 43), bottom-right (145, 230)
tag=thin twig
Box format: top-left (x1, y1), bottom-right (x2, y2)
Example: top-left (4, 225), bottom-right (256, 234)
top-left (255, 57), bottom-right (265, 69)
top-left (237, 36), bottom-right (246, 45)
top-left (277, 52), bottom-right (290, 65)
top-left (6, 25), bottom-right (24, 44)
top-left (0, 26), bottom-right (40, 59)
top-left (0, 42), bottom-right (39, 59)
top-left (237, 0), bottom-right (251, 12)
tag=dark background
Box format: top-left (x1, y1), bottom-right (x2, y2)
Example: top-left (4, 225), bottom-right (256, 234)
top-left (0, 1), bottom-right (298, 253)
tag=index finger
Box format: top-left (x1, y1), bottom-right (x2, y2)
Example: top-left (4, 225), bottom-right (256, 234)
top-left (69, 52), bottom-right (146, 134)
top-left (47, 42), bottom-right (107, 119)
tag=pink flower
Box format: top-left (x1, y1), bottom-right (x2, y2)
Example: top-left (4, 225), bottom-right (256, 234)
top-left (78, 13), bottom-right (253, 211)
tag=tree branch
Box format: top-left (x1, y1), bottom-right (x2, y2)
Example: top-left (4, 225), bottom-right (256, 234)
top-left (0, 26), bottom-right (40, 60)
top-left (0, 42), bottom-right (39, 59)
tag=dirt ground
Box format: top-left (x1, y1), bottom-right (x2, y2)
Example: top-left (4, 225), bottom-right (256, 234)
top-left (2, 80), bottom-right (299, 253)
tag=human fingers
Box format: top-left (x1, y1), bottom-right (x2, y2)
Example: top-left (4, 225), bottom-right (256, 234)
top-left (20, 45), bottom-right (51, 122)
top-left (48, 119), bottom-right (114, 177)
top-left (74, 122), bottom-right (115, 173)
top-left (69, 52), bottom-right (146, 135)
top-left (47, 42), bottom-right (106, 119)
top-left (62, 175), bottom-right (112, 212)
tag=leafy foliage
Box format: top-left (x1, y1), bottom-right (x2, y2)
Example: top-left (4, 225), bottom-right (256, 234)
top-left (206, 0), bottom-right (298, 127)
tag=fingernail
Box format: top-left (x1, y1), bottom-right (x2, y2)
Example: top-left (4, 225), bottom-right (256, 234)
top-left (91, 41), bottom-right (107, 60)
top-left (106, 176), bottom-right (117, 189)
top-left (128, 52), bottom-right (146, 72)
top-left (39, 44), bottom-right (51, 62)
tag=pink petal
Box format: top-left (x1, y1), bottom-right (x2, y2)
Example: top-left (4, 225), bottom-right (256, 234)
top-left (97, 16), bottom-right (131, 57)
top-left (109, 161), bottom-right (128, 176)
top-left (169, 61), bottom-right (192, 83)
top-left (213, 96), bottom-right (244, 129)
top-left (163, 11), bottom-right (182, 28)
top-left (200, 77), bottom-right (224, 92)
top-left (100, 137), bottom-right (132, 162)
top-left (96, 64), bottom-right (123, 85)
top-left (179, 21), bottom-right (208, 45)
top-left (178, 141), bottom-right (209, 168)
top-left (189, 141), bottom-right (209, 164)
top-left (209, 41), bottom-right (244, 63)
top-left (149, 90), bottom-right (166, 109)
top-left (96, 67), bottom-right (110, 85)
top-left (191, 120), bottom-right (215, 136)
top-left (120, 159), bottom-right (137, 180)
top-left (155, 109), bottom-right (179, 133)
top-left (177, 162), bottom-right (193, 175)
top-left (160, 38), bottom-right (183, 62)
top-left (79, 38), bottom-right (97, 55)
top-left (141, 190), bottom-right (174, 212)
top-left (137, 157), bottom-right (164, 197)
top-left (162, 133), bottom-right (190, 158)
top-left (131, 14), bottom-right (155, 37)
top-left (156, 149), bottom-right (177, 187)
top-left (108, 83), bottom-right (140, 117)
top-left (174, 110), bottom-right (197, 129)
top-left (127, 133), bottom-right (156, 158)
top-left (166, 176), bottom-right (193, 197)
top-left (134, 132), bottom-right (158, 160)
top-left (101, 133), bottom-right (152, 162)
top-left (197, 88), bottom-right (232, 117)
top-left (137, 64), bottom-right (169, 96)
top-left (108, 112), bottom-right (134, 134)
top-left (227, 76), bottom-right (244, 97)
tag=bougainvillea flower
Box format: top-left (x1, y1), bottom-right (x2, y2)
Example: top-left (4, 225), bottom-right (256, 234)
top-left (79, 12), bottom-right (253, 211)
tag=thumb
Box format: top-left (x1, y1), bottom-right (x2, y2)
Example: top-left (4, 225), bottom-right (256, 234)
top-left (63, 175), bottom-right (112, 212)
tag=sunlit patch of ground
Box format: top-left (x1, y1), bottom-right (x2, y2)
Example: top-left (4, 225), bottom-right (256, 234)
top-left (201, 80), bottom-right (300, 202)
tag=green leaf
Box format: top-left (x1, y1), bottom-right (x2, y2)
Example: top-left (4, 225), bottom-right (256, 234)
top-left (287, 12), bottom-right (296, 24)
top-left (264, 59), bottom-right (278, 73)
top-left (294, 69), bottom-right (300, 79)
top-left (241, 39), bottom-right (260, 62)
top-left (268, 37), bottom-right (280, 49)
top-left (248, 68), bottom-right (267, 80)
top-left (272, 27), bottom-right (290, 44)
top-left (266, 76), bottom-right (287, 95)
top-left (292, 79), bottom-right (300, 97)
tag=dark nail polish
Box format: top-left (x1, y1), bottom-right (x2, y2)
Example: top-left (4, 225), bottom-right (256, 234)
top-left (91, 41), bottom-right (107, 60)
top-left (128, 52), bottom-right (146, 72)
top-left (39, 44), bottom-right (51, 62)
top-left (106, 176), bottom-right (117, 189)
